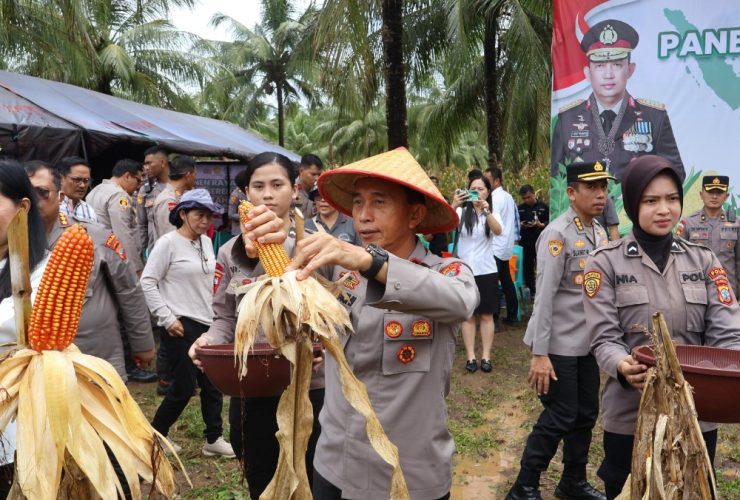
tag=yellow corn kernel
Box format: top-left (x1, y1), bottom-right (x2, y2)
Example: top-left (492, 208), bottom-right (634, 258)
top-left (239, 201), bottom-right (292, 277)
top-left (28, 224), bottom-right (94, 351)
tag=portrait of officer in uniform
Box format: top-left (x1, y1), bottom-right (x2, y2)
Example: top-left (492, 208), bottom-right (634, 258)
top-left (551, 19), bottom-right (684, 183)
top-left (678, 175), bottom-right (740, 294)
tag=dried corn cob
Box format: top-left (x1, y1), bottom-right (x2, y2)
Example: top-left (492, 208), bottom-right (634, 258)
top-left (28, 224), bottom-right (93, 351)
top-left (239, 200), bottom-right (291, 276)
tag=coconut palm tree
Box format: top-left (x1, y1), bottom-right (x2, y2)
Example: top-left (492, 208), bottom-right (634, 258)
top-left (0, 0), bottom-right (207, 110)
top-left (209, 0), bottom-right (317, 147)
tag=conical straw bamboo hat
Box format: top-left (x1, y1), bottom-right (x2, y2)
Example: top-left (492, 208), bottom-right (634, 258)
top-left (317, 147), bottom-right (458, 233)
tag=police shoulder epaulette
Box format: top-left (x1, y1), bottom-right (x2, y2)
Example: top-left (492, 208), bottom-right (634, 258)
top-left (558, 99), bottom-right (585, 113)
top-left (636, 98), bottom-right (666, 110)
top-left (591, 238), bottom-right (624, 256)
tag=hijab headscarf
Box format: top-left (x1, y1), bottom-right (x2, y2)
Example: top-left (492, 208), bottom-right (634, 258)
top-left (621, 155), bottom-right (683, 272)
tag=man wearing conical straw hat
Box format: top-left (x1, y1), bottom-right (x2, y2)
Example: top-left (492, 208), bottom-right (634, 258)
top-left (277, 147), bottom-right (479, 499)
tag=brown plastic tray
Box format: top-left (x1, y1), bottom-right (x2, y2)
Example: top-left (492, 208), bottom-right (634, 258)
top-left (633, 344), bottom-right (740, 423)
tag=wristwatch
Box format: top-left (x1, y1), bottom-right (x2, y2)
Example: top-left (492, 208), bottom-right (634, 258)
top-left (482, 208), bottom-right (491, 216)
top-left (360, 244), bottom-right (389, 280)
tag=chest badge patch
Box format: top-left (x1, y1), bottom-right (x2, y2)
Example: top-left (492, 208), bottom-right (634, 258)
top-left (584, 271), bottom-right (602, 298)
top-left (397, 345), bottom-right (416, 364)
top-left (548, 240), bottom-right (564, 257)
top-left (385, 320), bottom-right (403, 338)
top-left (440, 261), bottom-right (462, 277)
top-left (575, 239), bottom-right (585, 248)
top-left (339, 271), bottom-right (360, 290)
top-left (118, 196), bottom-right (129, 209)
top-left (411, 320), bottom-right (432, 337)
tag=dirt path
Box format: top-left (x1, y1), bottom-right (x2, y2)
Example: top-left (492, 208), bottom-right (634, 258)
top-left (129, 320), bottom-right (740, 498)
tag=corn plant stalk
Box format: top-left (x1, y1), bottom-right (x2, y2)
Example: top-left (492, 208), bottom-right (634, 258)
top-left (617, 312), bottom-right (716, 499)
top-left (7, 210), bottom-right (31, 346)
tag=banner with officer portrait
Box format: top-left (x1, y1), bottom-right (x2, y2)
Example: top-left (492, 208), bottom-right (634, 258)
top-left (550, 0), bottom-right (740, 229)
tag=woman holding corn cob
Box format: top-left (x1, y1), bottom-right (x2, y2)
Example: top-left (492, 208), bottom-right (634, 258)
top-left (140, 188), bottom-right (235, 458)
top-left (189, 152), bottom-right (327, 499)
top-left (0, 161), bottom-right (49, 497)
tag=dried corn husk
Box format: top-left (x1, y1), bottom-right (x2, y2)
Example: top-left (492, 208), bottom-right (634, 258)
top-left (618, 312), bottom-right (716, 499)
top-left (235, 270), bottom-right (409, 500)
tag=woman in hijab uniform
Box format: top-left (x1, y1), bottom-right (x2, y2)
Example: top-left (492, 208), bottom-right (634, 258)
top-left (583, 155), bottom-right (740, 498)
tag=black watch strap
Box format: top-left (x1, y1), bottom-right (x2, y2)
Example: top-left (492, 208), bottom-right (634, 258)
top-left (360, 245), bottom-right (388, 279)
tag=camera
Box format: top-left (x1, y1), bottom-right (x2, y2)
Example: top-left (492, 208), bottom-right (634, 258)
top-left (466, 189), bottom-right (479, 201)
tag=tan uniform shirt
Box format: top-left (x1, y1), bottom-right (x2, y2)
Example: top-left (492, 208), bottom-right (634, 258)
top-left (151, 184), bottom-right (180, 249)
top-left (86, 179), bottom-right (144, 273)
top-left (678, 208), bottom-right (740, 294)
top-left (227, 187), bottom-right (249, 236)
top-left (49, 214), bottom-right (155, 380)
top-left (314, 243), bottom-right (479, 499)
top-left (202, 227), bottom-right (325, 390)
top-left (136, 181), bottom-right (165, 256)
top-left (294, 187), bottom-right (315, 218)
top-left (523, 206), bottom-right (608, 356)
top-left (584, 234), bottom-right (740, 435)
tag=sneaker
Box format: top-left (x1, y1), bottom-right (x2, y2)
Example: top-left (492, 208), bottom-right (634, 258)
top-left (128, 368), bottom-right (158, 383)
top-left (164, 437), bottom-right (182, 454)
top-left (202, 437), bottom-right (235, 458)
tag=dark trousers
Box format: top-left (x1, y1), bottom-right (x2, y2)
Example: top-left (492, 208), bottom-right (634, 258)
top-left (521, 238), bottom-right (537, 296)
top-left (313, 470), bottom-right (451, 500)
top-left (495, 256), bottom-right (519, 320)
top-left (0, 463), bottom-right (11, 499)
top-left (155, 326), bottom-right (173, 382)
top-left (151, 317), bottom-right (223, 441)
top-left (230, 389), bottom-right (324, 499)
top-left (600, 429), bottom-right (717, 499)
top-left (516, 354), bottom-right (600, 486)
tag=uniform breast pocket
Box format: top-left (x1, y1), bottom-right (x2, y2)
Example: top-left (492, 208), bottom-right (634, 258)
top-left (382, 313), bottom-right (433, 375)
top-left (564, 257), bottom-right (586, 289)
top-left (681, 283), bottom-right (707, 333)
top-left (616, 285), bottom-right (650, 333)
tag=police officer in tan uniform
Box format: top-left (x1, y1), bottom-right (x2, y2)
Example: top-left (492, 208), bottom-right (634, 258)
top-left (87, 159), bottom-right (145, 274)
top-left (137, 146), bottom-right (169, 256)
top-left (583, 156), bottom-right (740, 498)
top-left (151, 155), bottom-right (196, 248)
top-left (25, 162), bottom-right (155, 381)
top-left (287, 148), bottom-right (478, 500)
top-left (294, 154), bottom-right (324, 218)
top-left (678, 175), bottom-right (740, 294)
top-left (226, 169), bottom-right (249, 236)
top-left (507, 162), bottom-right (610, 500)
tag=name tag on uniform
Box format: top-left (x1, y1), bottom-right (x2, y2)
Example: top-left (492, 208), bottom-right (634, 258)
top-left (689, 230), bottom-right (710, 240)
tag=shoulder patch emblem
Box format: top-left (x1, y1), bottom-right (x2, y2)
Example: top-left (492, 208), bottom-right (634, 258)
top-left (584, 271), bottom-right (602, 298)
top-left (385, 320), bottom-right (403, 339)
top-left (118, 196), bottom-right (129, 209)
top-left (559, 99), bottom-right (585, 113)
top-left (715, 278), bottom-right (734, 306)
top-left (636, 98), bottom-right (666, 110)
top-left (105, 233), bottom-right (127, 261)
top-left (411, 320), bottom-right (432, 337)
top-left (440, 261), bottom-right (462, 277)
top-left (213, 262), bottom-right (224, 294)
top-left (548, 240), bottom-right (564, 257)
top-left (397, 344), bottom-right (416, 364)
top-left (708, 267), bottom-right (727, 281)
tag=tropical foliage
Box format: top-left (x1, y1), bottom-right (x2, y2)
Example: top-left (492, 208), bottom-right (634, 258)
top-left (0, 0), bottom-right (554, 194)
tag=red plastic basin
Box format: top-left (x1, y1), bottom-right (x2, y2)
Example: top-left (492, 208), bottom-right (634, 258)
top-left (633, 344), bottom-right (740, 423)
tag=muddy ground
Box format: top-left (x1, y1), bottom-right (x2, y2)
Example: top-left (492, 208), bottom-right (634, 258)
top-left (130, 320), bottom-right (740, 499)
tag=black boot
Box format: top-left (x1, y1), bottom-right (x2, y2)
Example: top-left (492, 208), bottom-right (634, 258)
top-left (505, 483), bottom-right (542, 500)
top-left (555, 479), bottom-right (606, 500)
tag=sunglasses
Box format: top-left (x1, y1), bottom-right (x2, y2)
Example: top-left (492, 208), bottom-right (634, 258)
top-left (67, 176), bottom-right (91, 185)
top-left (34, 186), bottom-right (51, 200)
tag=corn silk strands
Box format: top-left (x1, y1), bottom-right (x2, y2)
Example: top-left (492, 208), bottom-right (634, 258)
top-left (617, 312), bottom-right (716, 499)
top-left (0, 222), bottom-right (189, 499)
top-left (236, 202), bottom-right (409, 500)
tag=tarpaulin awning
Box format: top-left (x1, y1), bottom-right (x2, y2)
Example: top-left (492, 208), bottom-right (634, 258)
top-left (0, 70), bottom-right (299, 166)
